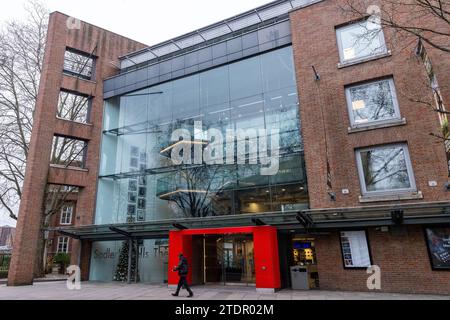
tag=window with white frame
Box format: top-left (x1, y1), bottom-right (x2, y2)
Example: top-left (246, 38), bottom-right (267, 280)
top-left (336, 19), bottom-right (387, 64)
top-left (60, 204), bottom-right (73, 225)
top-left (346, 78), bottom-right (401, 127)
top-left (356, 144), bottom-right (416, 195)
top-left (57, 237), bottom-right (69, 253)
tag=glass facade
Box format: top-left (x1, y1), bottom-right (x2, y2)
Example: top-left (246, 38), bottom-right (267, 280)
top-left (89, 239), bottom-right (169, 283)
top-left (95, 46), bottom-right (307, 225)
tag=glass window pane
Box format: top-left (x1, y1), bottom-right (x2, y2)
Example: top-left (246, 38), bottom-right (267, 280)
top-left (338, 20), bottom-right (386, 63)
top-left (96, 46), bottom-right (307, 223)
top-left (348, 79), bottom-right (399, 125)
top-left (57, 91), bottom-right (90, 123)
top-left (50, 136), bottom-right (86, 168)
top-left (359, 145), bottom-right (413, 192)
top-left (63, 49), bottom-right (94, 80)
top-left (229, 56), bottom-right (263, 100)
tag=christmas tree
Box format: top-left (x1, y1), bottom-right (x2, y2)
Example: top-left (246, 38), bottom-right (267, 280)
top-left (114, 240), bottom-right (139, 282)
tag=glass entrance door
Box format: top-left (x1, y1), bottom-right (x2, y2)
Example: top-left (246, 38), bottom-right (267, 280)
top-left (204, 234), bottom-right (255, 286)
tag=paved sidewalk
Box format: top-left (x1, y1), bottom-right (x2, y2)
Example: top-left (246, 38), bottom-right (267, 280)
top-left (0, 282), bottom-right (449, 300)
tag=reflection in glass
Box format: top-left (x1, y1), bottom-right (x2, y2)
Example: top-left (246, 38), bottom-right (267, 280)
top-left (337, 20), bottom-right (387, 63)
top-left (359, 145), bottom-right (413, 193)
top-left (347, 78), bottom-right (399, 125)
top-left (95, 46), bottom-right (307, 224)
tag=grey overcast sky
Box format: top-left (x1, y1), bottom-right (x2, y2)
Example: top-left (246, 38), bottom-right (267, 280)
top-left (0, 0), bottom-right (272, 46)
top-left (0, 0), bottom-right (272, 226)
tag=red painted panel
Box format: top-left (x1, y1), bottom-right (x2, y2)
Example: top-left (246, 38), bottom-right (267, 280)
top-left (253, 227), bottom-right (281, 289)
top-left (168, 232), bottom-right (182, 285)
top-left (168, 226), bottom-right (281, 289)
top-left (168, 232), bottom-right (194, 285)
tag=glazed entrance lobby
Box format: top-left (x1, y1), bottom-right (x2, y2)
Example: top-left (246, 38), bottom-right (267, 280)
top-left (82, 45), bottom-right (308, 292)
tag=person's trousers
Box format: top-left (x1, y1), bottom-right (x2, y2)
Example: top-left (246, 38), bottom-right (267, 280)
top-left (175, 276), bottom-right (193, 295)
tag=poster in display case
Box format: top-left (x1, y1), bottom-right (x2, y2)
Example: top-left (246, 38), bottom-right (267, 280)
top-left (425, 227), bottom-right (450, 270)
top-left (340, 230), bottom-right (371, 269)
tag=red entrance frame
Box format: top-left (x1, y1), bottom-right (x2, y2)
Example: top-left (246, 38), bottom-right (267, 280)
top-left (168, 226), bottom-right (281, 290)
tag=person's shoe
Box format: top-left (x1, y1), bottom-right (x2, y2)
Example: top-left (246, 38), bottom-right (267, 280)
top-left (188, 293), bottom-right (194, 298)
top-left (172, 293), bottom-right (179, 297)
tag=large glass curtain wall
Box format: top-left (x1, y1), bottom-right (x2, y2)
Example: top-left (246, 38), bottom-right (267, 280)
top-left (96, 46), bottom-right (307, 225)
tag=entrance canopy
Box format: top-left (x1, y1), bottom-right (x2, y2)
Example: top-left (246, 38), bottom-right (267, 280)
top-left (51, 201), bottom-right (450, 241)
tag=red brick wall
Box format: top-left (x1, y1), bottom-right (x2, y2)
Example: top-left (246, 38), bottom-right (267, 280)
top-left (315, 226), bottom-right (450, 295)
top-left (8, 12), bottom-right (146, 285)
top-left (290, 0), bottom-right (450, 209)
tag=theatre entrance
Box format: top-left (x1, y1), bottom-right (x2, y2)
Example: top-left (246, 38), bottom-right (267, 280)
top-left (191, 234), bottom-right (255, 286)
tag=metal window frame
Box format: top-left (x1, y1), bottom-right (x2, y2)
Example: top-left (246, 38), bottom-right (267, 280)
top-left (63, 47), bottom-right (96, 81)
top-left (345, 77), bottom-right (401, 128)
top-left (336, 19), bottom-right (388, 65)
top-left (355, 143), bottom-right (417, 196)
top-left (118, 0), bottom-right (323, 70)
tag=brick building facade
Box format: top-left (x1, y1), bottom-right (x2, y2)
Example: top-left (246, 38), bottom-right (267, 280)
top-left (8, 0), bottom-right (450, 294)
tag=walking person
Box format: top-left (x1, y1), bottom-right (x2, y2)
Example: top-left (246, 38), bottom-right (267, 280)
top-left (172, 253), bottom-right (194, 297)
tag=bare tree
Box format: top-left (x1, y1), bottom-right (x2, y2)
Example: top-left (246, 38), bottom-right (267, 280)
top-left (162, 165), bottom-right (230, 218)
top-left (0, 0), bottom-right (48, 221)
top-left (339, 0), bottom-right (450, 150)
top-left (340, 0), bottom-right (450, 53)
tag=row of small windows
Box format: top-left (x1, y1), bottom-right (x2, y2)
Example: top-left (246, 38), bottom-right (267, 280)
top-left (51, 49), bottom-right (95, 169)
top-left (336, 20), bottom-right (417, 198)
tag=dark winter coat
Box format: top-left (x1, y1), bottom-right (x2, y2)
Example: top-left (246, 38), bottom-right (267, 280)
top-left (176, 257), bottom-right (189, 276)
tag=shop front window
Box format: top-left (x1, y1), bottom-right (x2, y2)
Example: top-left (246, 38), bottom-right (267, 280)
top-left (89, 239), bottom-right (169, 283)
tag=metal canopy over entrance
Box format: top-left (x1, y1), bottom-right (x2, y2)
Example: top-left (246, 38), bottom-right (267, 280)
top-left (52, 202), bottom-right (450, 241)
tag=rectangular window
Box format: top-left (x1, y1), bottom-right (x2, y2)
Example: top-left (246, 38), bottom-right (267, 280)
top-left (57, 237), bottom-right (69, 253)
top-left (340, 230), bottom-right (371, 268)
top-left (356, 144), bottom-right (416, 195)
top-left (425, 227), bottom-right (450, 270)
top-left (50, 136), bottom-right (87, 168)
top-left (57, 90), bottom-right (91, 123)
top-left (346, 78), bottom-right (400, 127)
top-left (336, 19), bottom-right (387, 64)
top-left (63, 48), bottom-right (95, 80)
top-left (60, 204), bottom-right (73, 225)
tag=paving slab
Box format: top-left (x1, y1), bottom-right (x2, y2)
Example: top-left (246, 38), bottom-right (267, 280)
top-left (0, 282), bottom-right (449, 300)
